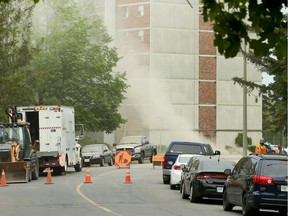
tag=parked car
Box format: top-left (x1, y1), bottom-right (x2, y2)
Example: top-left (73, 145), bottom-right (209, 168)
top-left (170, 154), bottom-right (197, 190)
top-left (162, 141), bottom-right (221, 184)
top-left (223, 154), bottom-right (288, 216)
top-left (181, 155), bottom-right (235, 203)
top-left (82, 144), bottom-right (114, 167)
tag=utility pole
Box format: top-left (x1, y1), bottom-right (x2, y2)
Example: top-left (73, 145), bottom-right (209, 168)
top-left (243, 40), bottom-right (248, 156)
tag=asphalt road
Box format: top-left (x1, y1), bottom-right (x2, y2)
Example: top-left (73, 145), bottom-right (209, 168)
top-left (0, 161), bottom-right (282, 216)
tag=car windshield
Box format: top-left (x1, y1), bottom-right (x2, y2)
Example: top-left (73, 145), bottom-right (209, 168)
top-left (201, 161), bottom-right (235, 171)
top-left (261, 160), bottom-right (288, 177)
top-left (169, 144), bottom-right (203, 154)
top-left (82, 145), bottom-right (102, 153)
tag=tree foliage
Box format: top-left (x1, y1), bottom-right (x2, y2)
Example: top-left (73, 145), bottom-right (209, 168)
top-left (202, 0), bottom-right (287, 61)
top-left (0, 1), bottom-right (36, 120)
top-left (29, 1), bottom-right (128, 133)
top-left (202, 0), bottom-right (287, 138)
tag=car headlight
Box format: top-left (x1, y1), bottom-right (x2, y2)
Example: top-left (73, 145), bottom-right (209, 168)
top-left (134, 148), bottom-right (141, 153)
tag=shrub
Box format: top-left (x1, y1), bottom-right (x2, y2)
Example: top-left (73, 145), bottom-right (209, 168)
top-left (235, 133), bottom-right (252, 147)
top-left (248, 145), bottom-right (256, 153)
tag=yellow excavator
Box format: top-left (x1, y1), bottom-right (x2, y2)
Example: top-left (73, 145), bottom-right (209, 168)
top-left (0, 106), bottom-right (39, 183)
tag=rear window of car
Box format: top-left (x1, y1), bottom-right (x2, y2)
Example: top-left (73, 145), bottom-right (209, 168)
top-left (261, 159), bottom-right (288, 177)
top-left (169, 144), bottom-right (203, 154)
top-left (201, 161), bottom-right (235, 171)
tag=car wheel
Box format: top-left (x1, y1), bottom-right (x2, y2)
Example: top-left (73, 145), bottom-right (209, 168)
top-left (100, 157), bottom-right (105, 167)
top-left (170, 184), bottom-right (176, 190)
top-left (181, 183), bottom-right (189, 199)
top-left (189, 184), bottom-right (198, 203)
top-left (138, 152), bottom-right (144, 164)
top-left (242, 193), bottom-right (258, 216)
top-left (223, 189), bottom-right (234, 211)
top-left (163, 178), bottom-right (170, 184)
top-left (108, 157), bottom-right (113, 166)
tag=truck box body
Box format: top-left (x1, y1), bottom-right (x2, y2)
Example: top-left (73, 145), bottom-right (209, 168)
top-left (17, 106), bottom-right (81, 173)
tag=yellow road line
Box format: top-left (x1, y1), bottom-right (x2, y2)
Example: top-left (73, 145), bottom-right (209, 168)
top-left (76, 169), bottom-right (123, 216)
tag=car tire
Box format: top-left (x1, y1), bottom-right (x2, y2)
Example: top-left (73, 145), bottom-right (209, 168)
top-left (189, 184), bottom-right (198, 203)
top-left (223, 189), bottom-right (234, 211)
top-left (100, 157), bottom-right (105, 167)
top-left (108, 157), bottom-right (113, 166)
top-left (138, 152), bottom-right (144, 164)
top-left (163, 178), bottom-right (170, 184)
top-left (170, 184), bottom-right (176, 190)
top-left (181, 183), bottom-right (189, 199)
top-left (242, 193), bottom-right (258, 216)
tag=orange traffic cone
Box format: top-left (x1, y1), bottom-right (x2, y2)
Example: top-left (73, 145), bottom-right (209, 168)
top-left (0, 169), bottom-right (8, 187)
top-left (124, 168), bottom-right (132, 184)
top-left (84, 167), bottom-right (92, 183)
top-left (45, 167), bottom-right (54, 184)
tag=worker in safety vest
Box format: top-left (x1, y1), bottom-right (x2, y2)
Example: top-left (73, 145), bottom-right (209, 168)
top-left (255, 139), bottom-right (267, 154)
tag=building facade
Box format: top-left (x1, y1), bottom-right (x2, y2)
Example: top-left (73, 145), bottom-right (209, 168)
top-left (103, 0), bottom-right (262, 149)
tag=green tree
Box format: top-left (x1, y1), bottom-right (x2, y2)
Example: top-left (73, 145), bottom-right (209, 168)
top-left (202, 0), bottom-right (287, 60)
top-left (0, 1), bottom-right (36, 120)
top-left (29, 1), bottom-right (128, 133)
top-left (201, 0), bottom-right (287, 141)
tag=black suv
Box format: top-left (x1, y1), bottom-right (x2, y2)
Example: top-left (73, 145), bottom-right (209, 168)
top-left (223, 154), bottom-right (288, 216)
top-left (162, 141), bottom-right (220, 184)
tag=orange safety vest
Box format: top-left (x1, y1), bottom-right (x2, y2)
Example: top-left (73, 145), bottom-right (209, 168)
top-left (255, 144), bottom-right (267, 154)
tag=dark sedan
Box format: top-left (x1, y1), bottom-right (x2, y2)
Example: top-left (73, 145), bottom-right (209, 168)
top-left (82, 144), bottom-right (114, 167)
top-left (181, 155), bottom-right (235, 203)
top-left (223, 154), bottom-right (288, 216)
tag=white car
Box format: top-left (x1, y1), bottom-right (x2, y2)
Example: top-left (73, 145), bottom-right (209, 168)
top-left (170, 154), bottom-right (197, 190)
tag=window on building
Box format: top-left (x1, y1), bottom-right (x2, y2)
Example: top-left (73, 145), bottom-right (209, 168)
top-left (123, 31), bottom-right (129, 42)
top-left (138, 30), bottom-right (144, 42)
top-left (137, 5), bottom-right (144, 16)
top-left (123, 6), bottom-right (129, 18)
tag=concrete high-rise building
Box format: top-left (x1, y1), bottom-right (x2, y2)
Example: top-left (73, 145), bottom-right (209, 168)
top-left (100, 0), bottom-right (262, 149)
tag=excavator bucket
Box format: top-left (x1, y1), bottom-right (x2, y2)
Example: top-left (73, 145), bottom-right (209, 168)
top-left (0, 162), bottom-right (30, 183)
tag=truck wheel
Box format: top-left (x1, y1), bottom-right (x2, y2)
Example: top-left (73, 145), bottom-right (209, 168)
top-left (31, 153), bottom-right (39, 180)
top-left (138, 152), bottom-right (144, 164)
top-left (74, 160), bottom-right (82, 172)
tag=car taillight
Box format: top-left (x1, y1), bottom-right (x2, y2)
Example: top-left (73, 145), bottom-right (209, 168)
top-left (253, 175), bottom-right (274, 185)
top-left (197, 173), bottom-right (228, 179)
top-left (173, 165), bottom-right (181, 170)
top-left (162, 155), bottom-right (167, 167)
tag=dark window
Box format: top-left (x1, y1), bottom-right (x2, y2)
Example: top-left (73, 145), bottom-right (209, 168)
top-left (203, 144), bottom-right (214, 155)
top-left (169, 144), bottom-right (203, 154)
top-left (201, 161), bottom-right (235, 171)
top-left (232, 157), bottom-right (245, 175)
top-left (261, 160), bottom-right (288, 177)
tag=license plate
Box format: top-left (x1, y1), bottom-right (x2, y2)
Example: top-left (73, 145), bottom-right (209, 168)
top-left (217, 187), bottom-right (223, 193)
top-left (281, 185), bottom-right (288, 192)
top-left (84, 159), bottom-right (90, 162)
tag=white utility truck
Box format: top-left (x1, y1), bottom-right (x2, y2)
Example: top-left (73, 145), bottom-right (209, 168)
top-left (17, 106), bottom-right (82, 174)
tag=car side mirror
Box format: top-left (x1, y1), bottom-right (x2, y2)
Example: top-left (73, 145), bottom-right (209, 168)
top-left (214, 150), bottom-right (221, 155)
top-left (224, 169), bottom-right (231, 175)
top-left (182, 167), bottom-right (189, 172)
top-left (180, 164), bottom-right (185, 169)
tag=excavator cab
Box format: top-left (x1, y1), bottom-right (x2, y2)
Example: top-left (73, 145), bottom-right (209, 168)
top-left (0, 106), bottom-right (36, 183)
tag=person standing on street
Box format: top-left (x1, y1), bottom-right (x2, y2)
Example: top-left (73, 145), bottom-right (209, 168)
top-left (255, 139), bottom-right (267, 154)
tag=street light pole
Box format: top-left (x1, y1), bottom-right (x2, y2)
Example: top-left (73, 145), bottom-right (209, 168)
top-left (243, 40), bottom-right (248, 156)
